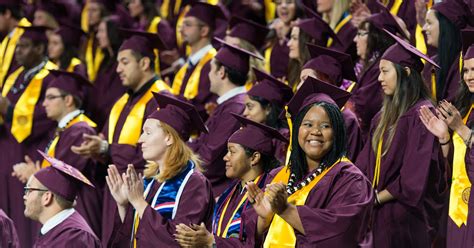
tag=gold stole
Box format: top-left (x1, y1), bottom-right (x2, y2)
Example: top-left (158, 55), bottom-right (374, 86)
top-left (0, 18), bottom-right (31, 87)
top-left (171, 48), bottom-right (216, 99)
top-left (327, 14), bottom-right (352, 47)
top-left (2, 61), bottom-right (58, 143)
top-left (449, 104), bottom-right (474, 227)
top-left (161, 0), bottom-right (183, 19)
top-left (346, 81), bottom-right (356, 93)
top-left (431, 70), bottom-right (437, 100)
top-left (147, 17), bottom-right (162, 74)
top-left (264, 0), bottom-right (276, 23)
top-left (264, 46), bottom-right (272, 73)
top-left (41, 114), bottom-right (97, 167)
top-left (81, 0), bottom-right (89, 32)
top-left (263, 157), bottom-right (350, 247)
top-left (108, 80), bottom-right (170, 145)
top-left (372, 126), bottom-right (386, 188)
top-left (85, 35), bottom-right (104, 82)
top-left (66, 58), bottom-right (82, 72)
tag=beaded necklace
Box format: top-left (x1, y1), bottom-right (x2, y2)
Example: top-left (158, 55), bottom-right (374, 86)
top-left (286, 164), bottom-right (326, 195)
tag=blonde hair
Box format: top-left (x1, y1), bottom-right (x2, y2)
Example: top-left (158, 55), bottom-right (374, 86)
top-left (322, 0), bottom-right (350, 29)
top-left (233, 37), bottom-right (265, 84)
top-left (144, 122), bottom-right (202, 182)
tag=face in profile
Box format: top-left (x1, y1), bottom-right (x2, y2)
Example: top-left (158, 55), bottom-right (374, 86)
top-left (223, 143), bottom-right (253, 179)
top-left (138, 119), bottom-right (171, 162)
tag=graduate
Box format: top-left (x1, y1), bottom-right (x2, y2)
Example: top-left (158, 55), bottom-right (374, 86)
top-left (175, 114), bottom-right (286, 247)
top-left (419, 29), bottom-right (474, 248)
top-left (107, 92), bottom-right (213, 247)
top-left (422, 0), bottom-right (471, 102)
top-left (244, 68), bottom-right (292, 163)
top-left (48, 23), bottom-right (87, 76)
top-left (0, 209), bottom-right (19, 248)
top-left (71, 29), bottom-right (171, 246)
top-left (0, 0), bottom-right (31, 85)
top-left (356, 31), bottom-right (448, 247)
top-left (11, 70), bottom-right (102, 237)
top-left (84, 15), bottom-right (129, 130)
top-left (188, 39), bottom-right (263, 196)
top-left (32, 1), bottom-right (76, 30)
top-left (0, 26), bottom-right (58, 248)
top-left (351, 8), bottom-right (405, 138)
top-left (247, 76), bottom-right (373, 247)
top-left (297, 45), bottom-right (363, 162)
top-left (171, 2), bottom-right (228, 120)
top-left (24, 152), bottom-right (101, 247)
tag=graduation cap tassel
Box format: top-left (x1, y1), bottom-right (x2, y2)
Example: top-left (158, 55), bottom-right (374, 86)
top-left (284, 106), bottom-right (292, 166)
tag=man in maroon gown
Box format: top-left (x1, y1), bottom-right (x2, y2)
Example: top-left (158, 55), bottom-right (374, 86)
top-left (24, 152), bottom-right (100, 247)
top-left (0, 26), bottom-right (57, 248)
top-left (71, 30), bottom-right (171, 246)
top-left (188, 38), bottom-right (263, 196)
top-left (11, 70), bottom-right (103, 237)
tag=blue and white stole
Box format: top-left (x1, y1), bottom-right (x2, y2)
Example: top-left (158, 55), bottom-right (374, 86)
top-left (212, 173), bottom-right (267, 240)
top-left (131, 161), bottom-right (195, 244)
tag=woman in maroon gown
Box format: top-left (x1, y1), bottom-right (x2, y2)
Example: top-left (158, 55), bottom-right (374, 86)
top-left (175, 114), bottom-right (286, 247)
top-left (356, 31), bottom-right (448, 247)
top-left (106, 93), bottom-right (214, 247)
top-left (246, 76), bottom-right (373, 247)
top-left (419, 30), bottom-right (474, 248)
top-left (242, 68), bottom-right (292, 164)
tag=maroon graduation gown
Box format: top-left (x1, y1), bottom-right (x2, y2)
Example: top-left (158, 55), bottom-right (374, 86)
top-left (100, 80), bottom-right (160, 247)
top-left (343, 108), bottom-right (364, 162)
top-left (351, 57), bottom-right (383, 140)
top-left (268, 41), bottom-right (290, 80)
top-left (446, 111), bottom-right (474, 248)
top-left (188, 93), bottom-right (246, 196)
top-left (109, 171), bottom-right (214, 247)
top-left (85, 61), bottom-right (126, 131)
top-left (52, 121), bottom-right (103, 238)
top-left (0, 67), bottom-right (56, 248)
top-left (355, 99), bottom-right (448, 247)
top-left (0, 209), bottom-right (20, 248)
top-left (176, 60), bottom-right (218, 120)
top-left (273, 128), bottom-right (289, 164)
top-left (33, 211), bottom-right (101, 248)
top-left (262, 161), bottom-right (374, 247)
top-left (422, 54), bottom-right (461, 102)
top-left (328, 18), bottom-right (357, 60)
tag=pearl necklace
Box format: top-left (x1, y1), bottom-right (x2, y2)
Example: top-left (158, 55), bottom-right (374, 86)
top-left (286, 165), bottom-right (325, 195)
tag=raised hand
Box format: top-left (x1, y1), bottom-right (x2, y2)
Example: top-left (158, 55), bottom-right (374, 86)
top-left (174, 223), bottom-right (213, 248)
top-left (419, 105), bottom-right (450, 142)
top-left (437, 100), bottom-right (464, 131)
top-left (71, 133), bottom-right (105, 158)
top-left (266, 183), bottom-right (289, 215)
top-left (105, 164), bottom-right (128, 206)
top-left (246, 181), bottom-right (273, 219)
top-left (11, 155), bottom-right (40, 183)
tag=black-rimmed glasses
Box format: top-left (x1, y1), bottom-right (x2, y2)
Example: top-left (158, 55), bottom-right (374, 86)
top-left (24, 187), bottom-right (48, 195)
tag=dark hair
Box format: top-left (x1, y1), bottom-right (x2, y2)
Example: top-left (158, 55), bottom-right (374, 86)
top-left (141, 0), bottom-right (160, 20)
top-left (58, 89), bottom-right (83, 109)
top-left (215, 60), bottom-right (248, 86)
top-left (360, 21), bottom-right (395, 67)
top-left (288, 102), bottom-right (347, 181)
top-left (287, 28), bottom-right (312, 89)
top-left (455, 69), bottom-right (474, 117)
top-left (53, 193), bottom-right (74, 209)
top-left (372, 63), bottom-right (431, 154)
top-left (130, 50), bottom-right (155, 73)
top-left (58, 44), bottom-right (79, 71)
top-left (101, 17), bottom-right (123, 69)
top-left (0, 5), bottom-right (22, 20)
top-left (435, 11), bottom-right (462, 101)
top-left (249, 95), bottom-right (288, 129)
top-left (243, 147), bottom-right (280, 173)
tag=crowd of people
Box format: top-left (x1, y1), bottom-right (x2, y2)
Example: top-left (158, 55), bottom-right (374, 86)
top-left (0, 0), bottom-right (473, 247)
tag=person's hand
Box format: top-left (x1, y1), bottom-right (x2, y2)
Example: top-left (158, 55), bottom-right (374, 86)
top-left (123, 164), bottom-right (145, 208)
top-left (175, 223), bottom-right (213, 248)
top-left (419, 105), bottom-right (450, 142)
top-left (270, 18), bottom-right (290, 42)
top-left (246, 181), bottom-right (274, 219)
top-left (11, 155), bottom-right (40, 183)
top-left (160, 49), bottom-right (181, 67)
top-left (415, 0), bottom-right (427, 27)
top-left (266, 183), bottom-right (289, 215)
top-left (437, 100), bottom-right (464, 132)
top-left (350, 0), bottom-right (370, 28)
top-left (71, 133), bottom-right (105, 158)
top-left (0, 96), bottom-right (10, 115)
top-left (105, 164), bottom-right (129, 206)
top-left (204, 102), bottom-right (218, 116)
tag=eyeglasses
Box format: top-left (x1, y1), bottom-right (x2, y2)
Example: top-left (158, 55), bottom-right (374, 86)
top-left (356, 31), bottom-right (369, 37)
top-left (182, 21), bottom-right (204, 28)
top-left (44, 94), bottom-right (66, 101)
top-left (24, 187), bottom-right (48, 195)
top-left (274, 0), bottom-right (295, 5)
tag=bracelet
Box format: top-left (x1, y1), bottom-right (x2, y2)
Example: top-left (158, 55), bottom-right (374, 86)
top-left (439, 136), bottom-right (451, 146)
top-left (374, 190), bottom-right (381, 206)
top-left (99, 140), bottom-right (109, 154)
top-left (464, 129), bottom-right (474, 148)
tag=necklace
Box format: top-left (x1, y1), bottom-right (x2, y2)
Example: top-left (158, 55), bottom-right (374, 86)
top-left (286, 165), bottom-right (325, 195)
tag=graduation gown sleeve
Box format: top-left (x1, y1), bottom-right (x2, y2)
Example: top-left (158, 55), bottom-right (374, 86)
top-left (0, 209), bottom-right (20, 248)
top-left (343, 109), bottom-right (364, 162)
